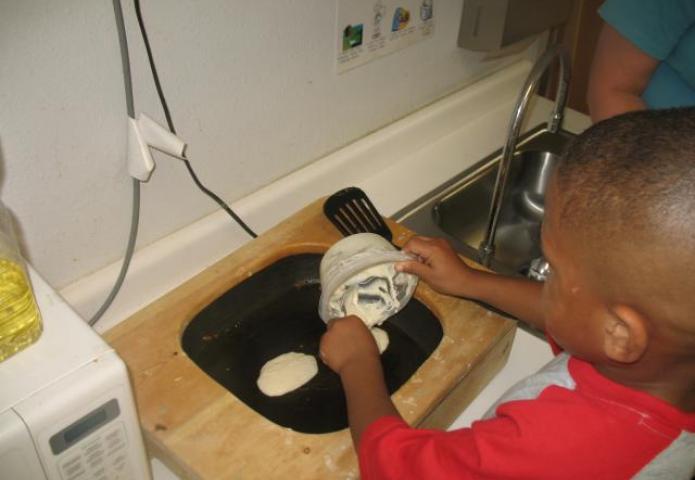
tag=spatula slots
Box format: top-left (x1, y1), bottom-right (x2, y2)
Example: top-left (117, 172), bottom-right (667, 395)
top-left (323, 187), bottom-right (393, 242)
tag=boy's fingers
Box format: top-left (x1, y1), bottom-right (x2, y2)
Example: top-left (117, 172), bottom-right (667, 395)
top-left (318, 333), bottom-right (332, 365)
top-left (402, 235), bottom-right (430, 252)
top-left (396, 260), bottom-right (428, 277)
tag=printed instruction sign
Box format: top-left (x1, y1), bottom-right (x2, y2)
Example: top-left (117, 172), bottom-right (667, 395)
top-left (337, 0), bottom-right (435, 73)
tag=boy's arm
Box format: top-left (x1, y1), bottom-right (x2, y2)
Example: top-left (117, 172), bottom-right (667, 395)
top-left (319, 316), bottom-right (402, 448)
top-left (340, 354), bottom-right (399, 446)
top-left (462, 269), bottom-right (545, 332)
top-left (398, 236), bottom-right (545, 332)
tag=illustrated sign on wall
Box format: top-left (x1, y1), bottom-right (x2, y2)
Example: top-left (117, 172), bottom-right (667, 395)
top-left (337, 0), bottom-right (435, 73)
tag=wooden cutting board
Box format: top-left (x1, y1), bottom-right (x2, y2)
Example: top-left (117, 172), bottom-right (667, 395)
top-left (104, 198), bottom-right (516, 479)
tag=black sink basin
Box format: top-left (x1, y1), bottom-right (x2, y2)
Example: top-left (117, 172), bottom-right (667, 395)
top-left (181, 253), bottom-right (443, 434)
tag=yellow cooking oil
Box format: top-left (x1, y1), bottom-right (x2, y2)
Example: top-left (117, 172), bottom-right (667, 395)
top-left (0, 257), bottom-right (42, 362)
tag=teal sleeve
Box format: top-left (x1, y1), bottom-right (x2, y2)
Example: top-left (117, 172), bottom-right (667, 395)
top-left (599, 0), bottom-right (695, 60)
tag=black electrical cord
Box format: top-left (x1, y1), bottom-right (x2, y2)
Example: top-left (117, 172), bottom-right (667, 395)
top-left (133, 0), bottom-right (257, 238)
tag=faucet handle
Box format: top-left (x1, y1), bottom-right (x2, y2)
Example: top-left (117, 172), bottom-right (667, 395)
top-left (527, 256), bottom-right (550, 282)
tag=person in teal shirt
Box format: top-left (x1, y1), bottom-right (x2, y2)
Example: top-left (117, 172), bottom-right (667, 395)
top-left (588, 0), bottom-right (695, 122)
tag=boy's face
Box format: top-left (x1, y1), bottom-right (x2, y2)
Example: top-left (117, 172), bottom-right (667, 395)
top-left (540, 182), bottom-right (606, 360)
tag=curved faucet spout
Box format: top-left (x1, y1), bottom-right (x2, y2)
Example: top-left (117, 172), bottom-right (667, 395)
top-left (478, 44), bottom-right (570, 267)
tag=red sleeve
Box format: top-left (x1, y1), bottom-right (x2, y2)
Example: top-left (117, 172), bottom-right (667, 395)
top-left (358, 386), bottom-right (677, 480)
top-left (358, 414), bottom-right (527, 480)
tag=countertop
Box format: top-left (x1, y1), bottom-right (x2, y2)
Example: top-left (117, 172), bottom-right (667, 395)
top-left (148, 328), bottom-right (553, 480)
top-left (104, 199), bottom-right (517, 479)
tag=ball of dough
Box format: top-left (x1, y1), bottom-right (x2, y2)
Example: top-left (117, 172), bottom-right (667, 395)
top-left (257, 352), bottom-right (318, 397)
top-left (371, 327), bottom-right (389, 354)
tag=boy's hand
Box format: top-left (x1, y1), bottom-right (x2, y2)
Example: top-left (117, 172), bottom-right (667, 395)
top-left (321, 316), bottom-right (400, 449)
top-left (399, 236), bottom-right (547, 331)
top-left (397, 236), bottom-right (478, 298)
top-left (319, 315), bottom-right (380, 375)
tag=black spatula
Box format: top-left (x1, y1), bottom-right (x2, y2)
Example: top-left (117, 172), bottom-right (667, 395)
top-left (323, 187), bottom-right (393, 242)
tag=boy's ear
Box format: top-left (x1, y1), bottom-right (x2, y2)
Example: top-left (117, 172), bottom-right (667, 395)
top-left (602, 305), bottom-right (649, 363)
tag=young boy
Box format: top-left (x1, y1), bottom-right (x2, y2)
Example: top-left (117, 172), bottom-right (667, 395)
top-left (319, 107), bottom-right (695, 479)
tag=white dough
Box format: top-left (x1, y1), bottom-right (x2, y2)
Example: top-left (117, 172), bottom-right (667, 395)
top-left (319, 233), bottom-right (418, 325)
top-left (371, 327), bottom-right (389, 354)
top-left (257, 352), bottom-right (318, 397)
top-left (336, 262), bottom-right (415, 327)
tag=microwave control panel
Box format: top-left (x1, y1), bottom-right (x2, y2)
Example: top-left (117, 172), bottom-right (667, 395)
top-left (51, 399), bottom-right (132, 480)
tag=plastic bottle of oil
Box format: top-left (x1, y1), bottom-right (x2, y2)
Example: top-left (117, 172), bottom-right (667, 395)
top-left (0, 202), bottom-right (42, 362)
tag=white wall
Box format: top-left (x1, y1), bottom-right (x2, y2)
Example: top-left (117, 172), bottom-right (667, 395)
top-left (0, 0), bottom-right (534, 290)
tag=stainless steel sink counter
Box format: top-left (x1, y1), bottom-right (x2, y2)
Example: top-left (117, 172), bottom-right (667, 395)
top-left (393, 124), bottom-right (576, 337)
top-left (394, 124), bottom-right (574, 272)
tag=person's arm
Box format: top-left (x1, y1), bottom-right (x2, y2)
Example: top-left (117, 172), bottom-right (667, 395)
top-left (587, 23), bottom-right (659, 122)
top-left (397, 236), bottom-right (545, 332)
top-left (457, 267), bottom-right (545, 332)
top-left (319, 316), bottom-right (400, 447)
top-left (340, 354), bottom-right (398, 446)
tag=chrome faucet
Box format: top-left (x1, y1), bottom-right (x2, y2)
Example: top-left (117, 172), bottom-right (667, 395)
top-left (478, 44), bottom-right (570, 269)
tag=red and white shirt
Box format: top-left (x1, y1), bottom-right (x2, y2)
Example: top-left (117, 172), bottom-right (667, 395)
top-left (359, 352), bottom-right (695, 479)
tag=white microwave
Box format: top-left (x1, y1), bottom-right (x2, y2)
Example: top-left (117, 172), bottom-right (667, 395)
top-left (0, 267), bottom-right (151, 480)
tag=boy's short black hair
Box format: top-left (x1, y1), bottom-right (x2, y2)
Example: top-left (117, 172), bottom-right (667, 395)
top-left (551, 107), bottom-right (695, 333)
top-left (555, 107), bottom-right (695, 252)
